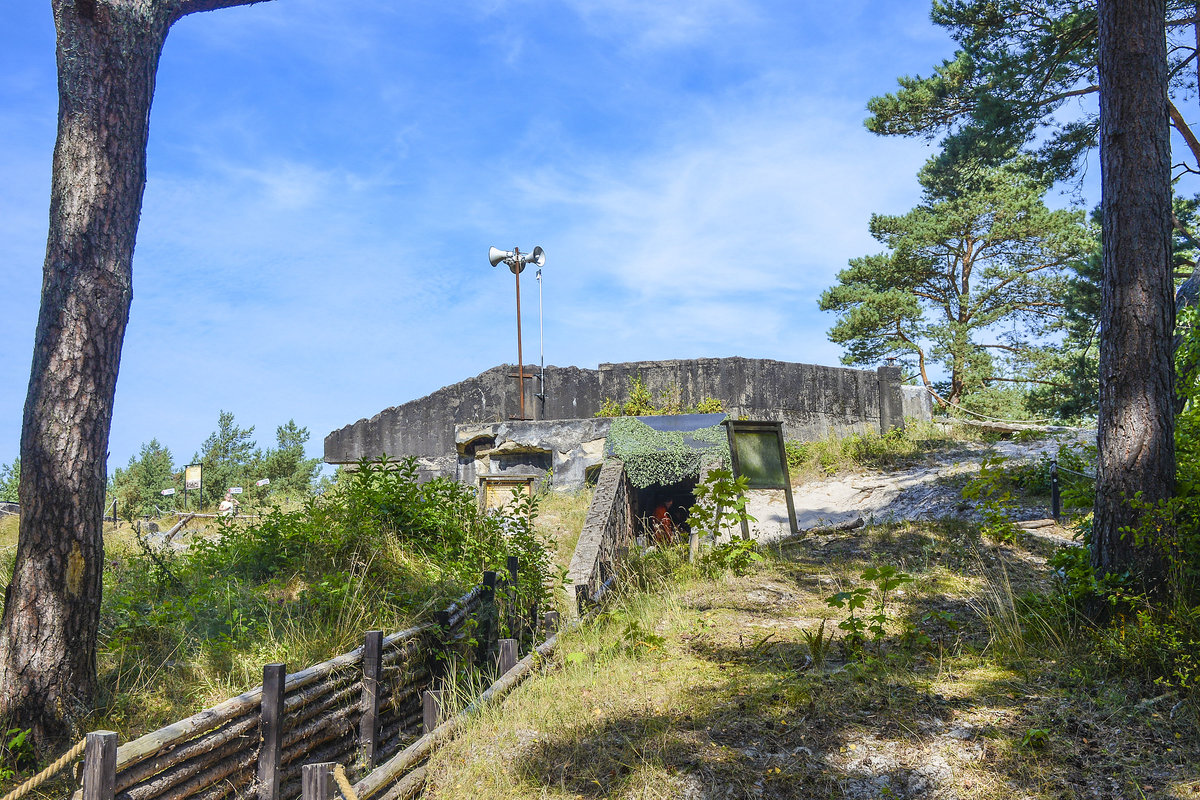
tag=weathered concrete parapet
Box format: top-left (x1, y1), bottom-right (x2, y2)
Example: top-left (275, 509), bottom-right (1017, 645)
top-left (567, 459), bottom-right (632, 616)
top-left (901, 384), bottom-right (934, 421)
top-left (877, 365), bottom-right (905, 434)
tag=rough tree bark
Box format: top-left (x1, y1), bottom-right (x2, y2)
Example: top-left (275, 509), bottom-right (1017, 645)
top-left (1093, 0), bottom-right (1175, 592)
top-left (0, 0), bottom-right (272, 748)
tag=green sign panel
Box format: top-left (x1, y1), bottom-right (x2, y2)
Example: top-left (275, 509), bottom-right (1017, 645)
top-left (732, 429), bottom-right (788, 489)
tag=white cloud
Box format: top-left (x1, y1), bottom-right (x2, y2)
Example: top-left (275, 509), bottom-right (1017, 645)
top-left (1, 0), bottom-right (957, 469)
top-left (502, 95), bottom-right (932, 302)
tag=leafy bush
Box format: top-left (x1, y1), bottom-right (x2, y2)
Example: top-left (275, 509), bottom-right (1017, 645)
top-left (1007, 442), bottom-right (1096, 507)
top-left (961, 455), bottom-right (1020, 543)
top-left (595, 375), bottom-right (723, 418)
top-left (699, 539), bottom-right (762, 577)
top-left (0, 728), bottom-right (32, 782)
top-left (96, 456), bottom-right (562, 728)
top-left (688, 468), bottom-right (756, 545)
top-left (826, 565), bottom-right (913, 658)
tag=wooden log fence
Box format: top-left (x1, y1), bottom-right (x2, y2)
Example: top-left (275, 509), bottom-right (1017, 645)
top-left (344, 631), bottom-right (565, 800)
top-left (73, 567), bottom-right (535, 800)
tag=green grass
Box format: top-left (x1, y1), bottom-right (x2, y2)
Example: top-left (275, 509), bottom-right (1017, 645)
top-left (535, 488), bottom-right (593, 570)
top-left (785, 419), bottom-right (981, 481)
top-left (423, 522), bottom-right (1200, 800)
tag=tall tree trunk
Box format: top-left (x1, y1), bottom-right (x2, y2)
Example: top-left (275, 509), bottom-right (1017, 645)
top-left (0, 0), bottom-right (270, 748)
top-left (1093, 0), bottom-right (1174, 592)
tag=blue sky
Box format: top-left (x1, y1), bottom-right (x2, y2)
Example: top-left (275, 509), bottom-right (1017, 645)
top-left (1, 0), bottom-right (967, 472)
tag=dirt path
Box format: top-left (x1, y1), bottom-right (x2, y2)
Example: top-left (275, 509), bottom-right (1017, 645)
top-left (743, 429), bottom-right (1093, 543)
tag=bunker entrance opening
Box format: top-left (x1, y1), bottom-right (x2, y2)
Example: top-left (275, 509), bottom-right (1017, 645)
top-left (634, 478), bottom-right (697, 546)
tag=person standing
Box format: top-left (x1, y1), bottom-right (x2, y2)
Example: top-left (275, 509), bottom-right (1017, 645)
top-left (218, 491), bottom-right (238, 517)
top-left (652, 498), bottom-right (675, 544)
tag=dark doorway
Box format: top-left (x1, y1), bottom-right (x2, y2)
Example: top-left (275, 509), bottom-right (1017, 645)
top-left (633, 477), bottom-right (698, 545)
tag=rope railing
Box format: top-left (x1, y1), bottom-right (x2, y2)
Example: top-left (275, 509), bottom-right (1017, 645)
top-left (923, 385), bottom-right (1063, 426)
top-left (1045, 458), bottom-right (1096, 521)
top-left (332, 764), bottom-right (357, 800)
top-left (1055, 464), bottom-right (1095, 480)
top-left (0, 737), bottom-right (86, 800)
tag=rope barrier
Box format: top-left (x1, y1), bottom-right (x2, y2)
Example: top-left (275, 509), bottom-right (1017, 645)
top-left (0, 737), bottom-right (86, 800)
top-left (1056, 465), bottom-right (1095, 480)
top-left (333, 764), bottom-right (359, 800)
top-left (924, 386), bottom-right (1062, 425)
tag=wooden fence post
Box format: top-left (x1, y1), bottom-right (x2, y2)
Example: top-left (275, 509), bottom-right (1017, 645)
top-left (477, 571), bottom-right (497, 665)
top-left (360, 630), bottom-right (384, 769)
top-left (422, 689), bottom-right (445, 733)
top-left (575, 583), bottom-right (588, 617)
top-left (82, 731), bottom-right (118, 800)
top-left (497, 638), bottom-right (518, 676)
top-left (258, 662), bottom-right (285, 800)
top-left (506, 556), bottom-right (520, 640)
top-left (301, 762), bottom-right (334, 800)
top-left (1050, 459), bottom-right (1061, 521)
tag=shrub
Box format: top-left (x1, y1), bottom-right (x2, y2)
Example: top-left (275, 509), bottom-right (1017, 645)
top-left (594, 375), bottom-right (723, 418)
top-left (96, 456), bottom-right (562, 729)
top-left (961, 455), bottom-right (1020, 543)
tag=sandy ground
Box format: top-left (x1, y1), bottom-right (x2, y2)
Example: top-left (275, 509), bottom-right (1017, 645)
top-left (742, 429), bottom-right (1093, 544)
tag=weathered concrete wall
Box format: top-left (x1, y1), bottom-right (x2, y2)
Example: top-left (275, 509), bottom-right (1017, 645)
top-left (567, 459), bottom-right (633, 615)
top-left (455, 418), bottom-right (611, 489)
top-left (901, 385), bottom-right (934, 424)
top-left (324, 356), bottom-right (931, 472)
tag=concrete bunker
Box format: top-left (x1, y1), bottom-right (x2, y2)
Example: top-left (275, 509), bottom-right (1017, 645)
top-left (324, 357), bottom-right (932, 484)
top-left (455, 418), bottom-right (610, 491)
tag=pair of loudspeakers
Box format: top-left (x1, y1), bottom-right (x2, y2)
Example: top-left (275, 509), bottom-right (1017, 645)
top-left (488, 245), bottom-right (546, 273)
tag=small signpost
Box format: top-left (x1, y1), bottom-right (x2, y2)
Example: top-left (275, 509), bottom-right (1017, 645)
top-left (230, 487), bottom-right (244, 494)
top-left (160, 488), bottom-right (176, 496)
top-left (256, 478), bottom-right (270, 487)
top-left (721, 420), bottom-right (799, 539)
top-left (184, 463), bottom-right (202, 511)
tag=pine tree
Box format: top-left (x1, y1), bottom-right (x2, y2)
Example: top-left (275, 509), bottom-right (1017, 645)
top-left (193, 410), bottom-right (258, 508)
top-left (820, 156), bottom-right (1090, 408)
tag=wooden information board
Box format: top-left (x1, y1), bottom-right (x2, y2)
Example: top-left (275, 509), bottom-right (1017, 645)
top-left (722, 420), bottom-right (798, 538)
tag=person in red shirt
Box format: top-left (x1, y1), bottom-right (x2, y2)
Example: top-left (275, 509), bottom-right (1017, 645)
top-left (652, 498), bottom-right (675, 544)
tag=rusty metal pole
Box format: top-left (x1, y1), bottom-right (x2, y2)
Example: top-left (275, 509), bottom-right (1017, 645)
top-left (514, 258), bottom-right (525, 421)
